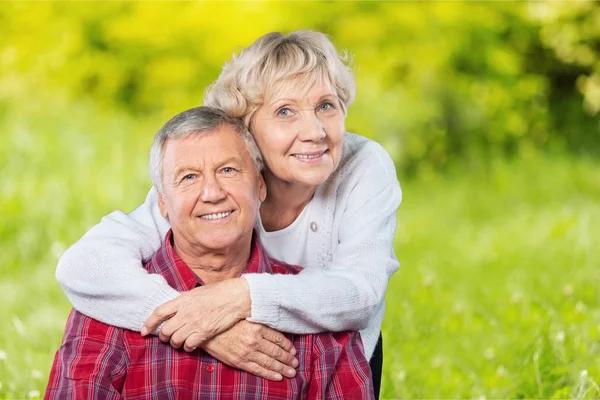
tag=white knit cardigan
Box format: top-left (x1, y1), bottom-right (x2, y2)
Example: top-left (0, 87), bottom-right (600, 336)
top-left (55, 132), bottom-right (402, 358)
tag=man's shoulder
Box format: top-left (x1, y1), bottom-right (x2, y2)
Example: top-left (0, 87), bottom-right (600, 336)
top-left (64, 308), bottom-right (121, 339)
top-left (143, 238), bottom-right (169, 274)
top-left (265, 255), bottom-right (303, 276)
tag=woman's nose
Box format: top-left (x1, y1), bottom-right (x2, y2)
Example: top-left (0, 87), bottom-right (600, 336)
top-left (298, 112), bottom-right (326, 142)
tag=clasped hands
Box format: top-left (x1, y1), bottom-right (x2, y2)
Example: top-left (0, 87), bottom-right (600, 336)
top-left (141, 278), bottom-right (298, 381)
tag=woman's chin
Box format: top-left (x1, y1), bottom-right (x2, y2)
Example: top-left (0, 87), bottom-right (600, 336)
top-left (292, 170), bottom-right (332, 187)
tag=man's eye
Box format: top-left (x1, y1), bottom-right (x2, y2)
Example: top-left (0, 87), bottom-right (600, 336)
top-left (221, 167), bottom-right (236, 174)
top-left (183, 174), bottom-right (196, 180)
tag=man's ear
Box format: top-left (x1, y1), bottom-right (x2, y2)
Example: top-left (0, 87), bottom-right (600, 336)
top-left (258, 172), bottom-right (267, 202)
top-left (158, 190), bottom-right (169, 219)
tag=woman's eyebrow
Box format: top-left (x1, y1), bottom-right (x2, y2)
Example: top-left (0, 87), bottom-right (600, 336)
top-left (314, 94), bottom-right (337, 102)
top-left (267, 97), bottom-right (298, 107)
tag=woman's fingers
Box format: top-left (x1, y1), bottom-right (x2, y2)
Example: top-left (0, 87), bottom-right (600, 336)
top-left (167, 322), bottom-right (192, 349)
top-left (142, 280), bottom-right (251, 348)
top-left (183, 333), bottom-right (204, 353)
top-left (142, 299), bottom-right (179, 336)
top-left (158, 317), bottom-right (185, 343)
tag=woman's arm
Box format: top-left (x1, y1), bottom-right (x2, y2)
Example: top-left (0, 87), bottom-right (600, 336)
top-left (146, 141), bottom-right (401, 347)
top-left (57, 188), bottom-right (299, 379)
top-left (55, 188), bottom-right (177, 331)
top-left (245, 186), bottom-right (400, 333)
top-left (244, 141), bottom-right (401, 333)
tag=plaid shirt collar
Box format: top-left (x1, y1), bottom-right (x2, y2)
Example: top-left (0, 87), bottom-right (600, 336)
top-left (147, 229), bottom-right (270, 291)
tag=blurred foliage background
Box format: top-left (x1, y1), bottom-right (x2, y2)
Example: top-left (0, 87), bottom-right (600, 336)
top-left (1, 1), bottom-right (599, 399)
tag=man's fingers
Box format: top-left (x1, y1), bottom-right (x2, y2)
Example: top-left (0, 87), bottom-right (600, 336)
top-left (142, 300), bottom-right (179, 335)
top-left (249, 352), bottom-right (296, 379)
top-left (260, 327), bottom-right (296, 355)
top-left (258, 340), bottom-right (298, 369)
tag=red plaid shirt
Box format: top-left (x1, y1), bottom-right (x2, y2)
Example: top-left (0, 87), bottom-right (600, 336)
top-left (46, 231), bottom-right (374, 399)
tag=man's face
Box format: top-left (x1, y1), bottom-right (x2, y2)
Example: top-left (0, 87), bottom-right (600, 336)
top-left (157, 125), bottom-right (266, 253)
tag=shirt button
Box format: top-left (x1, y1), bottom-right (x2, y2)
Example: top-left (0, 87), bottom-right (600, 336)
top-left (310, 222), bottom-right (318, 232)
top-left (206, 364), bottom-right (214, 373)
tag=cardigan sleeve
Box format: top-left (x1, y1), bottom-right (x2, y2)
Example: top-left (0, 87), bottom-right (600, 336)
top-left (55, 188), bottom-right (179, 331)
top-left (244, 141), bottom-right (401, 334)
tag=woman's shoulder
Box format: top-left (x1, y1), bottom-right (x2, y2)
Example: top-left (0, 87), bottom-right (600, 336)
top-left (336, 132), bottom-right (398, 182)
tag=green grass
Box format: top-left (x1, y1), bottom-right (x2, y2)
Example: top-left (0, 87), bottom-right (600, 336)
top-left (383, 156), bottom-right (600, 399)
top-left (1, 104), bottom-right (599, 399)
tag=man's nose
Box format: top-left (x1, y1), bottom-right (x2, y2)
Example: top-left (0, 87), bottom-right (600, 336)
top-left (201, 175), bottom-right (227, 203)
top-left (298, 112), bottom-right (326, 142)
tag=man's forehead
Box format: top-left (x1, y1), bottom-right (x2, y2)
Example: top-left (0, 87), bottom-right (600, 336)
top-left (163, 129), bottom-right (249, 167)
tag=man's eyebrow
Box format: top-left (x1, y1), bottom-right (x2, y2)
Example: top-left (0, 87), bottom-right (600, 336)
top-left (217, 156), bottom-right (244, 166)
top-left (171, 165), bottom-right (198, 178)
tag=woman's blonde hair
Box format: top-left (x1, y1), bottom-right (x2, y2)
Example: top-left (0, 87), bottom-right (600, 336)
top-left (203, 30), bottom-right (355, 125)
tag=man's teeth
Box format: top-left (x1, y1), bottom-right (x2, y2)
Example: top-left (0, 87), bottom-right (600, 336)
top-left (294, 153), bottom-right (321, 159)
top-left (201, 211), bottom-right (232, 220)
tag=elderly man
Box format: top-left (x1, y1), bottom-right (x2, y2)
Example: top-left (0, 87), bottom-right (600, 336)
top-left (45, 107), bottom-right (374, 399)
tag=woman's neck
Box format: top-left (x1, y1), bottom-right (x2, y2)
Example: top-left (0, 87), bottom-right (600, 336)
top-left (260, 169), bottom-right (318, 232)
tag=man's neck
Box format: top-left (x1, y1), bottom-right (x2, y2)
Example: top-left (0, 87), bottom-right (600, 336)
top-left (173, 235), bottom-right (252, 284)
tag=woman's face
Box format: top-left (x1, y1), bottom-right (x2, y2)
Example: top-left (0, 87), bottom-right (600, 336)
top-left (251, 79), bottom-right (345, 188)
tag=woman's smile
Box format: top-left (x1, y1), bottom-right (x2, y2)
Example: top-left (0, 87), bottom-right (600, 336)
top-left (251, 80), bottom-right (345, 188)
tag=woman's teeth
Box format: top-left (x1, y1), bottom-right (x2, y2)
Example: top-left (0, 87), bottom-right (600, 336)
top-left (294, 153), bottom-right (321, 159)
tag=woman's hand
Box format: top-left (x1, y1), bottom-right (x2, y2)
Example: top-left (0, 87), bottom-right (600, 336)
top-left (202, 321), bottom-right (299, 381)
top-left (141, 278), bottom-right (252, 350)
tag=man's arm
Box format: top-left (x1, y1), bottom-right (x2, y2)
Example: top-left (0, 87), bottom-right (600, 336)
top-left (308, 331), bottom-right (375, 399)
top-left (45, 310), bottom-right (128, 399)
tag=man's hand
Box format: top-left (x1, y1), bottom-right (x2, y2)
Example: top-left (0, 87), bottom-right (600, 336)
top-left (141, 278), bottom-right (252, 350)
top-left (202, 321), bottom-right (298, 381)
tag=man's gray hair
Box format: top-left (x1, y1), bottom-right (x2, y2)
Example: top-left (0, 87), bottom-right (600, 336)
top-left (149, 106), bottom-right (264, 193)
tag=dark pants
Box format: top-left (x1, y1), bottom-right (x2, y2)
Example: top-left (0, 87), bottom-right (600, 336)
top-left (369, 333), bottom-right (383, 399)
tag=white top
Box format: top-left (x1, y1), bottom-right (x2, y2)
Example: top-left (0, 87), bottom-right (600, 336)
top-left (55, 132), bottom-right (402, 358)
top-left (255, 202), bottom-right (311, 268)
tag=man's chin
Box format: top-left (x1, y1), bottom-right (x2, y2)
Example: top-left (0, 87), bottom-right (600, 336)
top-left (194, 235), bottom-right (240, 252)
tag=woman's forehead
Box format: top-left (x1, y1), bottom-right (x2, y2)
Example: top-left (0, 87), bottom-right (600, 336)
top-left (264, 76), bottom-right (336, 105)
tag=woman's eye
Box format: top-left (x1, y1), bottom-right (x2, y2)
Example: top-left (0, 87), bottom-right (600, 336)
top-left (319, 102), bottom-right (334, 112)
top-left (277, 107), bottom-right (292, 117)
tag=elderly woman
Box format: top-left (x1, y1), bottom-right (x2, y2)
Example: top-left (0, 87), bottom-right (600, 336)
top-left (56, 30), bottom-right (401, 398)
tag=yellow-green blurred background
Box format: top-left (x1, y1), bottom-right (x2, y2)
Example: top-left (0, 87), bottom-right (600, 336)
top-left (1, 2), bottom-right (599, 399)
